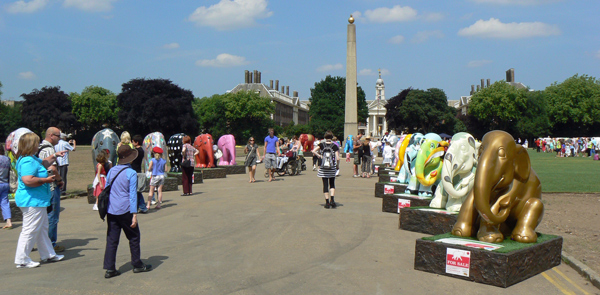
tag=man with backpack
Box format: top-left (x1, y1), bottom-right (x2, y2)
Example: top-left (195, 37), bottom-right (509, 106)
top-left (312, 131), bottom-right (340, 209)
top-left (38, 127), bottom-right (65, 252)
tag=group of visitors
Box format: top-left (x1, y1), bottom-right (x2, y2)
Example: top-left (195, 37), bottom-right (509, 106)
top-left (351, 134), bottom-right (383, 178)
top-left (533, 137), bottom-right (600, 158)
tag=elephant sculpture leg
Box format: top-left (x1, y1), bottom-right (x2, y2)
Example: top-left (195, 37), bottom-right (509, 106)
top-left (511, 197), bottom-right (544, 242)
top-left (451, 191), bottom-right (478, 238)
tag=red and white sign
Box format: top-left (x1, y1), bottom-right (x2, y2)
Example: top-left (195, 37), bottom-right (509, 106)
top-left (390, 177), bottom-right (398, 183)
top-left (384, 185), bottom-right (394, 195)
top-left (446, 248), bottom-right (470, 277)
top-left (389, 172), bottom-right (396, 176)
top-left (374, 166), bottom-right (379, 173)
top-left (397, 199), bottom-right (411, 213)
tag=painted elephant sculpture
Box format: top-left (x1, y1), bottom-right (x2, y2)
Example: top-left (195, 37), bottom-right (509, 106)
top-left (299, 134), bottom-right (314, 152)
top-left (6, 127), bottom-right (33, 154)
top-left (143, 132), bottom-right (169, 172)
top-left (393, 134), bottom-right (408, 171)
top-left (399, 133), bottom-right (424, 185)
top-left (387, 135), bottom-right (399, 149)
top-left (194, 134), bottom-right (215, 168)
top-left (217, 134), bottom-right (236, 165)
top-left (167, 133), bottom-right (185, 172)
top-left (343, 134), bottom-right (354, 154)
top-left (92, 128), bottom-right (119, 170)
top-left (451, 130), bottom-right (543, 243)
top-left (409, 133), bottom-right (447, 197)
top-left (430, 132), bottom-right (479, 212)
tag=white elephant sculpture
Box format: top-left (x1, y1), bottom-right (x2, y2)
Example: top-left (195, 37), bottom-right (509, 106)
top-left (429, 132), bottom-right (480, 212)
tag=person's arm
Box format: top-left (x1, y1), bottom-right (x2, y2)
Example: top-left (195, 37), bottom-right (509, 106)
top-left (148, 160), bottom-right (154, 172)
top-left (312, 144), bottom-right (321, 157)
top-left (263, 140), bottom-right (267, 158)
top-left (71, 139), bottom-right (76, 151)
top-left (127, 169), bottom-right (138, 228)
top-left (95, 163), bottom-right (102, 180)
top-left (193, 147), bottom-right (199, 156)
top-left (335, 150), bottom-right (340, 162)
top-left (276, 140), bottom-right (280, 156)
top-left (244, 145), bottom-right (249, 154)
top-left (20, 158), bottom-right (56, 187)
top-left (42, 151), bottom-right (67, 168)
top-left (255, 145), bottom-right (261, 159)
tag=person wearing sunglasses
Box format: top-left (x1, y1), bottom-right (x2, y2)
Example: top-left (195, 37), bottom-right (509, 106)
top-left (244, 137), bottom-right (261, 183)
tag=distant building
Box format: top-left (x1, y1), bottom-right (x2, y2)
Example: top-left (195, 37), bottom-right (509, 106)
top-left (1, 100), bottom-right (22, 107)
top-left (228, 70), bottom-right (310, 127)
top-left (363, 70), bottom-right (388, 137)
top-left (454, 68), bottom-right (529, 115)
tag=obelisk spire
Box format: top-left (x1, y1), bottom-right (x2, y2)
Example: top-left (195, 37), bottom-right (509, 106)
top-left (344, 15), bottom-right (358, 139)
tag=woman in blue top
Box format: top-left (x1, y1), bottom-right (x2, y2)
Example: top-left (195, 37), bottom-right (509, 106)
top-left (147, 147), bottom-right (166, 210)
top-left (14, 133), bottom-right (66, 268)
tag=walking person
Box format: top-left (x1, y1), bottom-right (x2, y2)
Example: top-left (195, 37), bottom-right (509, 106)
top-left (382, 141), bottom-right (393, 168)
top-left (244, 137), bottom-right (261, 183)
top-left (312, 131), bottom-right (340, 209)
top-left (263, 128), bottom-right (279, 182)
top-left (131, 135), bottom-right (148, 213)
top-left (103, 145), bottom-right (152, 278)
top-left (361, 137), bottom-right (373, 178)
top-left (147, 147), bottom-right (166, 209)
top-left (352, 134), bottom-right (363, 177)
top-left (54, 133), bottom-right (75, 195)
top-left (181, 136), bottom-right (198, 196)
top-left (14, 133), bottom-right (66, 268)
top-left (0, 145), bottom-right (12, 229)
top-left (92, 151), bottom-right (108, 211)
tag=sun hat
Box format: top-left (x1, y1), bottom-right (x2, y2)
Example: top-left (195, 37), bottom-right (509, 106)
top-left (117, 145), bottom-right (138, 164)
top-left (152, 146), bottom-right (163, 154)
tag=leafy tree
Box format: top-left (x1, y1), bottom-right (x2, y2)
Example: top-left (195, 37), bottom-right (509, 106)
top-left (308, 75), bottom-right (368, 137)
top-left (392, 88), bottom-right (458, 134)
top-left (282, 122), bottom-right (311, 138)
top-left (117, 78), bottom-right (198, 137)
top-left (194, 90), bottom-right (275, 141)
top-left (0, 80), bottom-right (3, 98)
top-left (515, 91), bottom-right (551, 139)
top-left (385, 88), bottom-right (412, 133)
top-left (468, 81), bottom-right (529, 135)
top-left (545, 74), bottom-right (600, 136)
top-left (21, 86), bottom-right (78, 134)
top-left (0, 103), bottom-right (22, 141)
top-left (70, 86), bottom-right (119, 131)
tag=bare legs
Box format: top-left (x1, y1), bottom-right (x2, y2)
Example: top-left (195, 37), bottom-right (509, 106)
top-left (248, 165), bottom-right (256, 183)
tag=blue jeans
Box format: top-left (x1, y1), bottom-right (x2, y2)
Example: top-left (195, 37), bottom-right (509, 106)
top-left (48, 188), bottom-right (61, 247)
top-left (0, 183), bottom-right (10, 220)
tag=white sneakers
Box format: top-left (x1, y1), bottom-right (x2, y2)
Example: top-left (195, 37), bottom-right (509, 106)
top-left (43, 255), bottom-right (64, 263)
top-left (16, 261), bottom-right (40, 268)
top-left (92, 204), bottom-right (98, 211)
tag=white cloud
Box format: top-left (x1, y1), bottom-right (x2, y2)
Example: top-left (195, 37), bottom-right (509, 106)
top-left (423, 12), bottom-right (444, 22)
top-left (163, 43), bottom-right (180, 49)
top-left (316, 64), bottom-right (343, 72)
top-left (412, 30), bottom-right (444, 43)
top-left (196, 53), bottom-right (249, 67)
top-left (467, 60), bottom-right (493, 68)
top-left (364, 5), bottom-right (417, 23)
top-left (381, 69), bottom-right (391, 76)
top-left (458, 18), bottom-right (560, 39)
top-left (359, 68), bottom-right (390, 76)
top-left (18, 71), bottom-right (36, 80)
top-left (470, 0), bottom-right (560, 5)
top-left (188, 0), bottom-right (273, 31)
top-left (63, 0), bottom-right (116, 12)
top-left (388, 35), bottom-right (405, 44)
top-left (5, 0), bottom-right (48, 13)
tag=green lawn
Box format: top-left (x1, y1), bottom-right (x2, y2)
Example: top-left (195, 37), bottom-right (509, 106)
top-left (528, 149), bottom-right (600, 193)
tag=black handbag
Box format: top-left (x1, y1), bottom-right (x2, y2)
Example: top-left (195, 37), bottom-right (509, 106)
top-left (97, 168), bottom-right (126, 221)
top-left (181, 146), bottom-right (192, 168)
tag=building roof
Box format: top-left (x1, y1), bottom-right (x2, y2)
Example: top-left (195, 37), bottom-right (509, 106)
top-left (228, 83), bottom-right (309, 111)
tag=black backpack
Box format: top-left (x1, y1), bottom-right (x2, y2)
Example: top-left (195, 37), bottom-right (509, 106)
top-left (320, 143), bottom-right (336, 169)
top-left (98, 168), bottom-right (126, 221)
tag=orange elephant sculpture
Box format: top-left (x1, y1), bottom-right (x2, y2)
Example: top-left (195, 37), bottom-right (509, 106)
top-left (194, 134), bottom-right (215, 168)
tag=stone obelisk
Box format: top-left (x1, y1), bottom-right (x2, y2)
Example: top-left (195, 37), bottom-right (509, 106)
top-left (344, 15), bottom-right (358, 139)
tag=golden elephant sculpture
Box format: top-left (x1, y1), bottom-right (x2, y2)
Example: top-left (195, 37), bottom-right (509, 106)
top-left (451, 130), bottom-right (544, 243)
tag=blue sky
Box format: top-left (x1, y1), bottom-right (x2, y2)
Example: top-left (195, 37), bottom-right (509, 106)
top-left (1, 0), bottom-right (599, 104)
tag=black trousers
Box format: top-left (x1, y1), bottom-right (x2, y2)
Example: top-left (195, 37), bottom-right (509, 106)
top-left (58, 165), bottom-right (68, 192)
top-left (103, 212), bottom-right (143, 270)
top-left (181, 166), bottom-right (194, 194)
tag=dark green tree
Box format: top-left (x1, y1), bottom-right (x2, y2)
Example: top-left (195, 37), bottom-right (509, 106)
top-left (70, 86), bottom-right (119, 131)
top-left (117, 78), bottom-right (198, 137)
top-left (515, 91), bottom-right (551, 139)
top-left (545, 74), bottom-right (600, 136)
top-left (385, 87), bottom-right (411, 133)
top-left (393, 88), bottom-right (458, 134)
top-left (194, 90), bottom-right (275, 141)
top-left (468, 81), bottom-right (529, 135)
top-left (21, 86), bottom-right (78, 134)
top-left (308, 75), bottom-right (368, 137)
top-left (0, 103), bottom-right (22, 141)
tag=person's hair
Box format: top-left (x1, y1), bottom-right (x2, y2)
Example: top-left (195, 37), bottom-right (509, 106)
top-left (96, 151), bottom-right (107, 164)
top-left (182, 135), bottom-right (191, 144)
top-left (17, 133), bottom-right (41, 159)
top-left (120, 131), bottom-right (131, 144)
top-left (324, 131), bottom-right (333, 140)
top-left (132, 134), bottom-right (143, 144)
top-left (268, 128), bottom-right (274, 132)
top-left (248, 137), bottom-right (255, 144)
top-left (292, 135), bottom-right (297, 140)
top-left (333, 136), bottom-right (338, 141)
top-left (153, 152), bottom-right (161, 159)
top-left (0, 144), bottom-right (4, 156)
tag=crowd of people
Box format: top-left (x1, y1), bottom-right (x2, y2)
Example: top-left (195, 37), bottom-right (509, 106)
top-left (533, 137), bottom-right (600, 158)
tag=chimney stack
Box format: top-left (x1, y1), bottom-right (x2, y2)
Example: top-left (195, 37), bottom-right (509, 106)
top-left (293, 91), bottom-right (298, 98)
top-left (481, 79), bottom-right (485, 89)
top-left (281, 86), bottom-right (285, 93)
top-left (275, 80), bottom-right (279, 91)
top-left (506, 68), bottom-right (515, 82)
top-left (471, 85), bottom-right (475, 95)
top-left (244, 70), bottom-right (249, 83)
top-left (253, 70), bottom-right (258, 83)
top-left (487, 79), bottom-right (490, 87)
top-left (476, 85), bottom-right (480, 92)
top-left (286, 86), bottom-right (289, 96)
top-left (249, 72), bottom-right (253, 83)
top-left (270, 80), bottom-right (273, 89)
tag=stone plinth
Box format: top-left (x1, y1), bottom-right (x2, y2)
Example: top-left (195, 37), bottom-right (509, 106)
top-left (0, 200), bottom-right (22, 222)
top-left (374, 182), bottom-right (407, 198)
top-left (399, 207), bottom-right (458, 235)
top-left (87, 184), bottom-right (95, 204)
top-left (142, 177), bottom-right (178, 192)
top-left (167, 172), bottom-right (204, 185)
top-left (195, 168), bottom-right (226, 179)
top-left (382, 193), bottom-right (432, 213)
top-left (222, 165), bottom-right (246, 175)
top-left (414, 234), bottom-right (563, 288)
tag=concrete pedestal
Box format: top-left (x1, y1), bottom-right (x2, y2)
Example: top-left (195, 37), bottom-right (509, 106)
top-left (374, 182), bottom-right (407, 198)
top-left (399, 207), bottom-right (458, 235)
top-left (414, 234), bottom-right (563, 288)
top-left (167, 172), bottom-right (204, 185)
top-left (381, 193), bottom-right (432, 213)
top-left (195, 168), bottom-right (226, 179)
top-left (222, 165), bottom-right (246, 175)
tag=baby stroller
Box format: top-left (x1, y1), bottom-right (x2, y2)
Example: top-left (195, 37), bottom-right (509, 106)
top-left (265, 150), bottom-right (302, 177)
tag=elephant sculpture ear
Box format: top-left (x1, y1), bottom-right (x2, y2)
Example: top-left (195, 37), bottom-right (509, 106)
top-left (513, 145), bottom-right (531, 182)
top-left (468, 137), bottom-right (476, 149)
